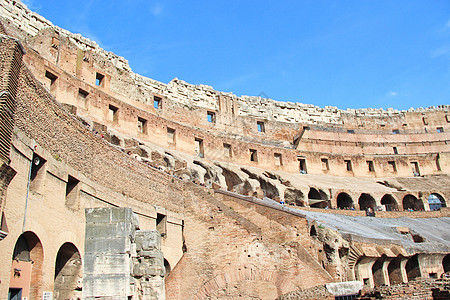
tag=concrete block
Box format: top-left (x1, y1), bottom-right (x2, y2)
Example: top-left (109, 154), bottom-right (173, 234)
top-left (111, 207), bottom-right (133, 223)
top-left (83, 273), bottom-right (131, 298)
top-left (84, 236), bottom-right (131, 254)
top-left (85, 222), bottom-right (134, 239)
top-left (84, 253), bottom-right (131, 274)
top-left (85, 207), bottom-right (112, 223)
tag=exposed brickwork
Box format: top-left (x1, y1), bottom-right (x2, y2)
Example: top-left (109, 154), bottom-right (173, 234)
top-left (358, 278), bottom-right (450, 300)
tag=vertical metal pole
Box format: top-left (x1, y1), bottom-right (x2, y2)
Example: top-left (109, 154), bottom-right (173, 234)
top-left (22, 145), bottom-right (35, 232)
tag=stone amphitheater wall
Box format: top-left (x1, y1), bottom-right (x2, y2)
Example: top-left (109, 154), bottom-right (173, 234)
top-left (3, 27), bottom-right (446, 178)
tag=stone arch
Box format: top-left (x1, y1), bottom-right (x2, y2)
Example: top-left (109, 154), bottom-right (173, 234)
top-left (372, 257), bottom-right (385, 287)
top-left (110, 135), bottom-right (121, 146)
top-left (284, 188), bottom-right (305, 206)
top-left (443, 254), bottom-right (450, 273)
top-left (337, 192), bottom-right (353, 209)
top-left (405, 255), bottom-right (421, 282)
top-left (428, 193), bottom-right (446, 211)
top-left (308, 188), bottom-right (329, 208)
top-left (381, 194), bottom-right (398, 211)
top-left (194, 267), bottom-right (283, 299)
top-left (388, 256), bottom-right (404, 285)
top-left (164, 258), bottom-right (171, 276)
top-left (403, 194), bottom-right (424, 211)
top-left (54, 242), bottom-right (82, 300)
top-left (310, 225), bottom-right (317, 237)
top-left (358, 193), bottom-right (376, 211)
top-left (221, 167), bottom-right (244, 192)
top-left (10, 231), bottom-right (44, 300)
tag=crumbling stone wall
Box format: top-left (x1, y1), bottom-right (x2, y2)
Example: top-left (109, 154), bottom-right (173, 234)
top-left (84, 207), bottom-right (165, 299)
top-left (359, 277), bottom-right (450, 300)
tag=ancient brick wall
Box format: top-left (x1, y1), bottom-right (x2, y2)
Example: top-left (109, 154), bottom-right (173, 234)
top-left (358, 278), bottom-right (450, 300)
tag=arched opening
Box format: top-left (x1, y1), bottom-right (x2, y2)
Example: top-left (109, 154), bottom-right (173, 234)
top-left (310, 225), bottom-right (317, 237)
top-left (10, 232), bottom-right (44, 300)
top-left (308, 188), bottom-right (329, 208)
top-left (284, 188), bottom-right (305, 206)
top-left (337, 193), bottom-right (353, 209)
top-left (405, 255), bottom-right (421, 281)
top-left (388, 257), bottom-right (403, 285)
top-left (164, 258), bottom-right (171, 277)
top-left (428, 193), bottom-right (446, 211)
top-left (110, 135), bottom-right (121, 146)
top-left (403, 194), bottom-right (424, 211)
top-left (381, 194), bottom-right (398, 211)
top-left (54, 243), bottom-right (82, 300)
top-left (358, 193), bottom-right (376, 211)
top-left (372, 257), bottom-right (385, 287)
top-left (443, 254), bottom-right (450, 273)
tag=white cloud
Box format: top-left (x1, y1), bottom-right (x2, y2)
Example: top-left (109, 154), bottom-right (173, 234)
top-left (431, 45), bottom-right (450, 58)
top-left (387, 91), bottom-right (398, 97)
top-left (151, 3), bottom-right (164, 16)
top-left (21, 0), bottom-right (40, 11)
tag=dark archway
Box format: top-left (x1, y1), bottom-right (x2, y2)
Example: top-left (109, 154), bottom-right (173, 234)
top-left (403, 194), bottom-right (424, 211)
top-left (164, 258), bottom-right (171, 276)
top-left (358, 193), bottom-right (376, 211)
top-left (381, 194), bottom-right (398, 211)
top-left (308, 188), bottom-right (329, 208)
top-left (388, 257), bottom-right (403, 285)
top-left (372, 257), bottom-right (385, 287)
top-left (54, 243), bottom-right (82, 300)
top-left (428, 193), bottom-right (446, 211)
top-left (10, 232), bottom-right (44, 300)
top-left (443, 254), bottom-right (450, 273)
top-left (405, 255), bottom-right (421, 281)
top-left (337, 193), bottom-right (353, 209)
top-left (310, 225), bottom-right (317, 237)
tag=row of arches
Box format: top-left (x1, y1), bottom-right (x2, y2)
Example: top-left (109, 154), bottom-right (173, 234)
top-left (307, 188), bottom-right (446, 212)
top-left (357, 253), bottom-right (450, 288)
top-left (9, 231), bottom-right (81, 300)
top-left (9, 231), bottom-right (173, 299)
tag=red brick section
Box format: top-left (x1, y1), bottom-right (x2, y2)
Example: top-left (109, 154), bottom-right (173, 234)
top-left (278, 284), bottom-right (334, 299)
top-left (278, 278), bottom-right (450, 300)
top-left (15, 65), bottom-right (186, 213)
top-left (358, 278), bottom-right (450, 300)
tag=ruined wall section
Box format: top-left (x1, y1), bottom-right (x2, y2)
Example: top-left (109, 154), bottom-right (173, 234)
top-left (2, 0), bottom-right (449, 133)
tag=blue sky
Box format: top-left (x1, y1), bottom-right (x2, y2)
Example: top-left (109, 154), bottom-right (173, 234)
top-left (23, 0), bottom-right (450, 110)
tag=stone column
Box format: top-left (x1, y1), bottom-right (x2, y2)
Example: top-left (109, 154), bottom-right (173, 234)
top-left (83, 207), bottom-right (165, 300)
top-left (83, 207), bottom-right (138, 299)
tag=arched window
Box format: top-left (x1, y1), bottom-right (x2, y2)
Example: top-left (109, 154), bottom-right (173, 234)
top-left (308, 188), bottom-right (329, 208)
top-left (403, 194), bottom-right (424, 211)
top-left (381, 194), bottom-right (398, 211)
top-left (405, 255), bottom-right (421, 281)
top-left (358, 193), bottom-right (376, 211)
top-left (428, 193), bottom-right (446, 211)
top-left (54, 243), bottom-right (82, 300)
top-left (10, 232), bottom-right (44, 300)
top-left (337, 193), bottom-right (353, 209)
top-left (164, 258), bottom-right (171, 276)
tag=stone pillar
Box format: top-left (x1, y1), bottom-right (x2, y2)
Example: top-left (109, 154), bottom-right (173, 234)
top-left (379, 258), bottom-right (391, 286)
top-left (83, 207), bottom-right (165, 300)
top-left (83, 207), bottom-right (137, 299)
top-left (399, 257), bottom-right (409, 283)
